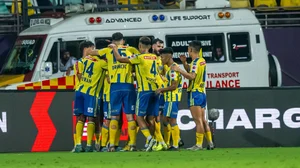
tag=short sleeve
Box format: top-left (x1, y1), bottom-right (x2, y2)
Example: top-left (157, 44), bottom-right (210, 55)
top-left (190, 61), bottom-right (199, 74)
top-left (101, 60), bottom-right (108, 70)
top-left (75, 59), bottom-right (84, 74)
top-left (98, 48), bottom-right (108, 57)
top-left (127, 46), bottom-right (140, 55)
top-left (129, 54), bottom-right (141, 65)
top-left (170, 70), bottom-right (178, 81)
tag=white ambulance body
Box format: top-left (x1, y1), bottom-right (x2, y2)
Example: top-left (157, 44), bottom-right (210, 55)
top-left (0, 8), bottom-right (282, 89)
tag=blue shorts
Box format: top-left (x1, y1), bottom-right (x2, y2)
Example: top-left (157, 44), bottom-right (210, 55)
top-left (136, 91), bottom-right (160, 117)
top-left (187, 91), bottom-right (206, 108)
top-left (163, 101), bottom-right (179, 119)
top-left (110, 83), bottom-right (136, 116)
top-left (159, 95), bottom-right (165, 111)
top-left (103, 101), bottom-right (111, 120)
top-left (73, 91), bottom-right (98, 117)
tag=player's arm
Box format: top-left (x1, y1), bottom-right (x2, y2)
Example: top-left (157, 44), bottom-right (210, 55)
top-left (109, 44), bottom-right (131, 63)
top-left (179, 55), bottom-right (190, 72)
top-left (156, 71), bottom-right (178, 94)
top-left (75, 61), bottom-right (83, 81)
top-left (86, 49), bottom-right (107, 59)
top-left (171, 64), bottom-right (196, 80)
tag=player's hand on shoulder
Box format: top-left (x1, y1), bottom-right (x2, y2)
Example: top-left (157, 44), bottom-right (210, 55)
top-left (108, 43), bottom-right (117, 49)
top-left (171, 64), bottom-right (180, 72)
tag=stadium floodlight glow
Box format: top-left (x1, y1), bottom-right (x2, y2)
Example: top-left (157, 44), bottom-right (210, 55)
top-left (159, 14), bottom-right (165, 21)
top-left (152, 15), bottom-right (158, 21)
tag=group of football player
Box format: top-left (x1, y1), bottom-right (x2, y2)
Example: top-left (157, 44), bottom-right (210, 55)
top-left (72, 32), bottom-right (214, 153)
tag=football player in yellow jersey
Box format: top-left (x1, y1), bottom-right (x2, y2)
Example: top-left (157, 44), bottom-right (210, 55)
top-left (73, 41), bottom-right (108, 153)
top-left (71, 53), bottom-right (85, 153)
top-left (156, 47), bottom-right (182, 150)
top-left (171, 40), bottom-right (214, 150)
top-left (110, 36), bottom-right (159, 152)
top-left (87, 32), bottom-right (137, 152)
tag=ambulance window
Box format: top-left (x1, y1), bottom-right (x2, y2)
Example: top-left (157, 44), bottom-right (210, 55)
top-left (47, 40), bottom-right (84, 73)
top-left (95, 36), bottom-right (154, 49)
top-left (228, 33), bottom-right (251, 62)
top-left (166, 34), bottom-right (225, 63)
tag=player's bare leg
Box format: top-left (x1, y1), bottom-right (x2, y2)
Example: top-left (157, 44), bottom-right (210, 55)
top-left (74, 114), bottom-right (86, 153)
top-left (137, 116), bottom-right (156, 151)
top-left (202, 108), bottom-right (214, 149)
top-left (187, 106), bottom-right (204, 151)
top-left (86, 116), bottom-right (96, 152)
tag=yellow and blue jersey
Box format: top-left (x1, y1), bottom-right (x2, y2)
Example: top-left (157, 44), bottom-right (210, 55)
top-left (103, 71), bottom-right (110, 102)
top-left (74, 58), bottom-right (83, 90)
top-left (129, 53), bottom-right (158, 92)
top-left (76, 55), bottom-right (108, 97)
top-left (98, 45), bottom-right (136, 84)
top-left (156, 56), bottom-right (166, 88)
top-left (187, 57), bottom-right (206, 93)
top-left (164, 63), bottom-right (183, 102)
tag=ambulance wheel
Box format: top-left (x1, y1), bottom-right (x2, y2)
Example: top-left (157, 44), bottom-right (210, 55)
top-left (268, 53), bottom-right (278, 87)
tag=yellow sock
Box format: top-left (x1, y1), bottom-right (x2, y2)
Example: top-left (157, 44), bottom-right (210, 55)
top-left (196, 132), bottom-right (204, 147)
top-left (101, 126), bottom-right (109, 147)
top-left (95, 132), bottom-right (100, 145)
top-left (114, 129), bottom-right (121, 146)
top-left (109, 119), bottom-right (119, 146)
top-left (73, 132), bottom-right (77, 146)
top-left (163, 123), bottom-right (171, 145)
top-left (205, 131), bottom-right (213, 143)
top-left (136, 126), bottom-right (140, 133)
top-left (155, 121), bottom-right (164, 143)
top-left (128, 120), bottom-right (137, 146)
top-left (171, 124), bottom-right (180, 148)
top-left (141, 128), bottom-right (151, 140)
top-left (87, 122), bottom-right (95, 146)
top-left (76, 121), bottom-right (84, 145)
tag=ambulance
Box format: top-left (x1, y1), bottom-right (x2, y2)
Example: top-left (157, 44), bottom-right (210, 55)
top-left (0, 6), bottom-right (282, 90)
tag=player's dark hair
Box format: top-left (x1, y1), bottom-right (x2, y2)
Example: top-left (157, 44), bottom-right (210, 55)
top-left (79, 41), bottom-right (94, 57)
top-left (139, 36), bottom-right (152, 46)
top-left (96, 39), bottom-right (111, 49)
top-left (159, 47), bottom-right (173, 55)
top-left (189, 40), bottom-right (202, 52)
top-left (152, 38), bottom-right (164, 45)
top-left (112, 32), bottom-right (123, 41)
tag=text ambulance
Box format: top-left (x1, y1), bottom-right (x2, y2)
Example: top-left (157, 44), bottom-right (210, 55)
top-left (0, 8), bottom-right (282, 90)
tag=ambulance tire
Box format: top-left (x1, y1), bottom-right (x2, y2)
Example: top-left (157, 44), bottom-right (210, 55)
top-left (268, 53), bottom-right (278, 87)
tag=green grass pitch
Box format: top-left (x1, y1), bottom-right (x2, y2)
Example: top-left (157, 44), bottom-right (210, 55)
top-left (0, 148), bottom-right (299, 168)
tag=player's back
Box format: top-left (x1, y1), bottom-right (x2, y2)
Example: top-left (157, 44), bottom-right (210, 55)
top-left (187, 57), bottom-right (206, 93)
top-left (134, 53), bottom-right (158, 92)
top-left (76, 55), bottom-right (107, 97)
top-left (98, 46), bottom-right (135, 85)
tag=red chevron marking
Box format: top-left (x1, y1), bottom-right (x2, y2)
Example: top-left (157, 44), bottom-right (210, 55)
top-left (30, 92), bottom-right (56, 152)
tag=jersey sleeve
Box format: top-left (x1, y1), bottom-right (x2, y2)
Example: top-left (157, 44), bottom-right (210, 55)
top-left (98, 48), bottom-right (109, 57)
top-left (190, 60), bottom-right (199, 74)
top-left (129, 54), bottom-right (141, 65)
top-left (75, 59), bottom-right (84, 74)
top-left (101, 60), bottom-right (108, 70)
top-left (170, 70), bottom-right (178, 81)
top-left (127, 46), bottom-right (141, 55)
